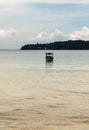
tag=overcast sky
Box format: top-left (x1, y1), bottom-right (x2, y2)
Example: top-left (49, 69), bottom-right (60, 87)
top-left (0, 0), bottom-right (89, 49)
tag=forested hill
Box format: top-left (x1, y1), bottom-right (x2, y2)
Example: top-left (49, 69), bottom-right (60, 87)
top-left (20, 40), bottom-right (89, 50)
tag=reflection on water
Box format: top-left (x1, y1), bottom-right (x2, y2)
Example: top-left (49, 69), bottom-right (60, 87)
top-left (45, 61), bottom-right (54, 68)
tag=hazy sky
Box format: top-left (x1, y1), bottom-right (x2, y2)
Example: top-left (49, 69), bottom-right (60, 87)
top-left (0, 0), bottom-right (89, 49)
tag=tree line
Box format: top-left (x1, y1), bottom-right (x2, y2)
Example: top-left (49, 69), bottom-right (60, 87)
top-left (20, 40), bottom-right (89, 50)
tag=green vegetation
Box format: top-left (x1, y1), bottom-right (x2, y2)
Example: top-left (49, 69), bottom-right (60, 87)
top-left (21, 40), bottom-right (89, 50)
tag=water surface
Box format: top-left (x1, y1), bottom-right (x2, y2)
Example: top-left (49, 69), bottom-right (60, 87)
top-left (0, 50), bottom-right (89, 104)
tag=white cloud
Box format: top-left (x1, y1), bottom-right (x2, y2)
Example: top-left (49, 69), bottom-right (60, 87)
top-left (50, 29), bottom-right (67, 41)
top-left (37, 32), bottom-right (49, 41)
top-left (0, 0), bottom-right (88, 12)
top-left (22, 0), bottom-right (89, 4)
top-left (36, 27), bottom-right (89, 42)
top-left (0, 29), bottom-right (18, 38)
top-left (0, 0), bottom-right (27, 5)
top-left (68, 27), bottom-right (89, 40)
top-left (0, 0), bottom-right (88, 5)
top-left (36, 29), bottom-right (67, 42)
top-left (45, 0), bottom-right (89, 3)
top-left (0, 0), bottom-right (29, 12)
top-left (28, 0), bottom-right (89, 4)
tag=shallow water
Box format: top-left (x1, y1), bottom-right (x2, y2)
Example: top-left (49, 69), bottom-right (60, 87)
top-left (0, 50), bottom-right (89, 99)
top-left (0, 50), bottom-right (89, 100)
top-left (0, 50), bottom-right (89, 70)
top-left (0, 50), bottom-right (89, 130)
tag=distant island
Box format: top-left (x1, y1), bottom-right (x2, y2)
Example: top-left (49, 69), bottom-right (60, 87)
top-left (20, 40), bottom-right (89, 50)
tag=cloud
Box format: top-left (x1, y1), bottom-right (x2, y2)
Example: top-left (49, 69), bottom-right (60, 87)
top-left (0, 0), bottom-right (88, 5)
top-left (36, 27), bottom-right (89, 42)
top-left (22, 0), bottom-right (89, 4)
top-left (0, 0), bottom-right (27, 5)
top-left (0, 29), bottom-right (18, 38)
top-left (0, 0), bottom-right (29, 12)
top-left (50, 29), bottom-right (67, 41)
top-left (36, 29), bottom-right (67, 42)
top-left (68, 27), bottom-right (89, 40)
top-left (37, 32), bottom-right (49, 41)
top-left (0, 0), bottom-right (88, 13)
top-left (45, 0), bottom-right (89, 3)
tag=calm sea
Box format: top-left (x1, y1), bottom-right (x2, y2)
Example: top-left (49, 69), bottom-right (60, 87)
top-left (0, 50), bottom-right (89, 104)
top-left (0, 50), bottom-right (89, 70)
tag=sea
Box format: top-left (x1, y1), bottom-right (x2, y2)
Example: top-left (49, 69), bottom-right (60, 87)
top-left (0, 50), bottom-right (89, 106)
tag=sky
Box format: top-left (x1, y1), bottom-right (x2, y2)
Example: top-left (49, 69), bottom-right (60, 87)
top-left (0, 0), bottom-right (89, 49)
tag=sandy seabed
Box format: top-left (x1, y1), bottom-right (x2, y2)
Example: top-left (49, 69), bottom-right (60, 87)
top-left (0, 70), bottom-right (89, 130)
top-left (0, 86), bottom-right (89, 130)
